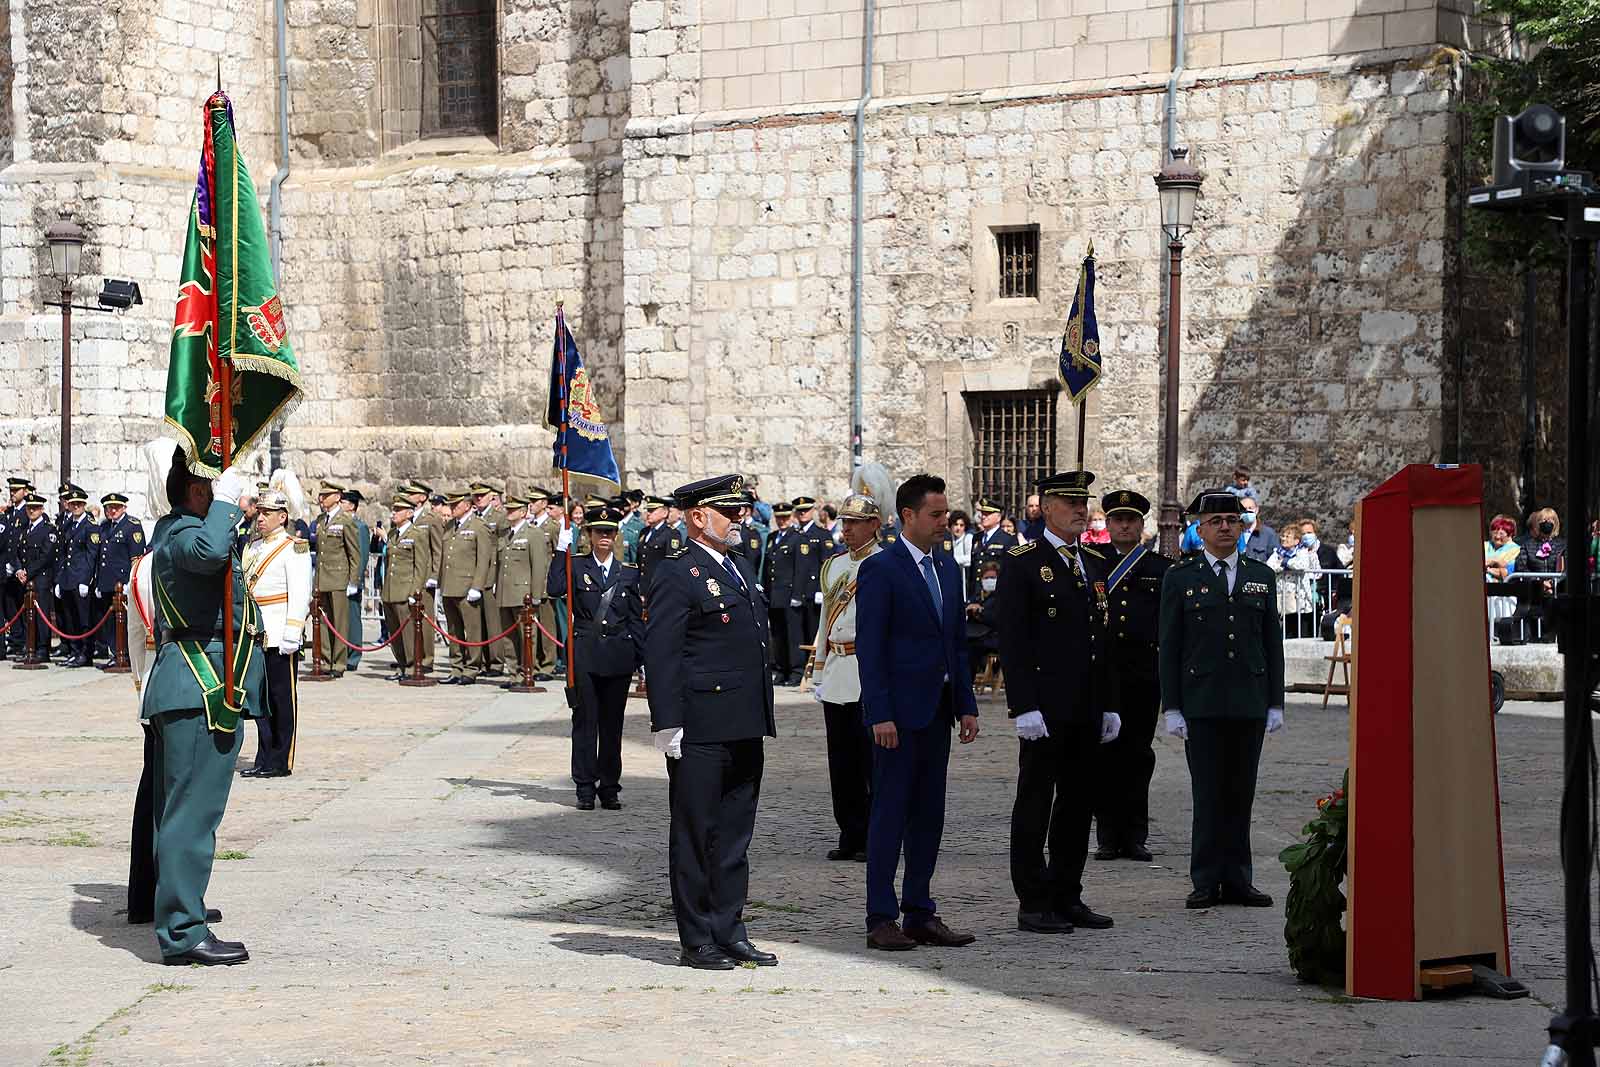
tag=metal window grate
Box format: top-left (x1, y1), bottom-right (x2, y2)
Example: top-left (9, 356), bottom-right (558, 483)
top-left (996, 227), bottom-right (1039, 299)
top-left (967, 389), bottom-right (1059, 518)
top-left (422, 2), bottom-right (497, 138)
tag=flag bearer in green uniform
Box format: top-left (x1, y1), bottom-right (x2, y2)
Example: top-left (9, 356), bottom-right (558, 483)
top-left (144, 449), bottom-right (266, 965)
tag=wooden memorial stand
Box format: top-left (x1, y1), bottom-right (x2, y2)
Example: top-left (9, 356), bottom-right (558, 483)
top-left (1347, 464), bottom-right (1512, 1000)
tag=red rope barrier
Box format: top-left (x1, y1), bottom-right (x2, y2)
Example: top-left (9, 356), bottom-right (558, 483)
top-left (315, 607), bottom-right (412, 654)
top-left (0, 600), bottom-right (28, 636)
top-left (532, 616), bottom-right (564, 650)
top-left (423, 613), bottom-right (525, 649)
top-left (31, 603), bottom-right (115, 641)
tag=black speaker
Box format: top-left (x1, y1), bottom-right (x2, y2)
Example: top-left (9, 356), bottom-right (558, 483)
top-left (1492, 104), bottom-right (1566, 186)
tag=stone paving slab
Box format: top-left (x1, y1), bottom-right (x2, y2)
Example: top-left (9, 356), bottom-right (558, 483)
top-left (0, 651), bottom-right (1564, 1065)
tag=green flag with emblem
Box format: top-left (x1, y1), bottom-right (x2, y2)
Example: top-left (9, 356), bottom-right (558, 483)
top-left (164, 91), bottom-right (301, 476)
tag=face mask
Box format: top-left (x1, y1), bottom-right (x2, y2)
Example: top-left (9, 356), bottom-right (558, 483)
top-left (1539, 521), bottom-right (1555, 536)
top-left (980, 577), bottom-right (998, 593)
top-left (1347, 535), bottom-right (1355, 547)
top-left (1242, 512), bottom-right (1256, 526)
top-left (1089, 519), bottom-right (1106, 532)
top-left (1301, 533), bottom-right (1317, 547)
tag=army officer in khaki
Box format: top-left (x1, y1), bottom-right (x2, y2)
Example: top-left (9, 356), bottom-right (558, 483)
top-left (381, 495), bottom-right (441, 680)
top-left (472, 481), bottom-right (514, 676)
top-left (312, 481), bottom-right (362, 678)
top-left (440, 490), bottom-right (494, 684)
top-left (493, 493), bottom-right (555, 682)
top-left (402, 480), bottom-right (444, 672)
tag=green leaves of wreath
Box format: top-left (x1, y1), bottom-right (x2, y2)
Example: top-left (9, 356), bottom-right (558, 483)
top-left (1279, 770), bottom-right (1349, 986)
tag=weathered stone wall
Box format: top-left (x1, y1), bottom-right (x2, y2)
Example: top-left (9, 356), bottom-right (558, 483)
top-left (623, 54), bottom-right (1460, 529)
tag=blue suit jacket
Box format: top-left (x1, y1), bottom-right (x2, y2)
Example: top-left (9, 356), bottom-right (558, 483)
top-left (856, 537), bottom-right (979, 729)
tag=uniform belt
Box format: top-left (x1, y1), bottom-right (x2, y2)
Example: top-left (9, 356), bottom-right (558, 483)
top-left (828, 640), bottom-right (855, 655)
top-left (254, 592), bottom-right (288, 606)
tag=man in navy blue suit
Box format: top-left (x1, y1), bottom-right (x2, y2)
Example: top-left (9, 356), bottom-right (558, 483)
top-left (855, 473), bottom-right (981, 951)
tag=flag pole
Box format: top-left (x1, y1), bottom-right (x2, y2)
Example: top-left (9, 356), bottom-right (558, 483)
top-left (557, 301), bottom-right (575, 692)
top-left (211, 87), bottom-right (236, 702)
top-left (1075, 398), bottom-right (1086, 471)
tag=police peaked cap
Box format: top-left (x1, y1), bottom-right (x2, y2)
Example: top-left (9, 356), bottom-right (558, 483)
top-left (8, 476), bottom-right (33, 490)
top-left (341, 489), bottom-right (364, 505)
top-left (64, 489), bottom-right (89, 505)
top-left (643, 495), bottom-right (671, 511)
top-left (791, 496), bottom-right (817, 511)
top-left (974, 497), bottom-right (1004, 513)
top-left (585, 505), bottom-right (622, 530)
top-left (1188, 489), bottom-right (1242, 516)
top-left (674, 474), bottom-right (747, 509)
top-left (1103, 489), bottom-right (1150, 517)
top-left (101, 492), bottom-right (130, 506)
top-left (23, 492), bottom-right (46, 507)
top-left (1036, 470), bottom-right (1096, 499)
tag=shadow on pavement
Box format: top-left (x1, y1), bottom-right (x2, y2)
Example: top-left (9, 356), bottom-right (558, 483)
top-left (69, 883), bottom-right (163, 963)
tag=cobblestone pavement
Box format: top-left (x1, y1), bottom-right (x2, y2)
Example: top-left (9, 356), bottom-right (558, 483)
top-left (0, 652), bottom-right (1566, 1065)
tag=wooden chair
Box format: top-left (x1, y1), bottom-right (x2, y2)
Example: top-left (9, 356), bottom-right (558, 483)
top-left (799, 644), bottom-right (816, 692)
top-left (973, 653), bottom-right (1004, 696)
top-left (1323, 615), bottom-right (1352, 710)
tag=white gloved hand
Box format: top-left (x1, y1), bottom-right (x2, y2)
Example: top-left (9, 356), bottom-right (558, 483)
top-left (278, 637), bottom-right (300, 656)
top-left (1014, 710), bottom-right (1048, 741)
top-left (3, 563), bottom-right (11, 576)
top-left (346, 584), bottom-right (358, 597)
top-left (407, 595), bottom-right (417, 606)
top-left (810, 682), bottom-right (826, 705)
top-left (466, 588), bottom-right (482, 604)
top-left (789, 598), bottom-right (802, 608)
top-left (213, 465), bottom-right (250, 505)
top-left (54, 584), bottom-right (60, 597)
top-left (1165, 710), bottom-right (1188, 740)
top-left (557, 527), bottom-right (573, 552)
top-left (425, 578), bottom-right (438, 590)
top-left (1100, 711), bottom-right (1122, 744)
top-left (653, 727), bottom-right (684, 759)
top-left (813, 591), bottom-right (823, 604)
top-left (94, 587), bottom-right (104, 598)
top-left (1266, 708), bottom-right (1285, 734)
top-left (78, 584), bottom-right (89, 597)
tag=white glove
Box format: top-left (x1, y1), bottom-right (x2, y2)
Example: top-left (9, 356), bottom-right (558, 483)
top-left (466, 588), bottom-right (482, 604)
top-left (813, 591), bottom-right (823, 604)
top-left (1165, 710), bottom-right (1188, 740)
top-left (789, 598), bottom-right (801, 608)
top-left (407, 595), bottom-right (417, 606)
top-left (653, 727), bottom-right (684, 759)
top-left (278, 637), bottom-right (300, 656)
top-left (3, 563), bottom-right (11, 576)
top-left (1100, 711), bottom-right (1122, 744)
top-left (425, 578), bottom-right (438, 590)
top-left (346, 584), bottom-right (358, 597)
top-left (1014, 710), bottom-right (1048, 741)
top-left (557, 527), bottom-right (573, 552)
top-left (811, 681), bottom-right (826, 705)
top-left (54, 584), bottom-right (60, 597)
top-left (78, 583), bottom-right (89, 597)
top-left (213, 465), bottom-right (250, 505)
top-left (1266, 708), bottom-right (1285, 734)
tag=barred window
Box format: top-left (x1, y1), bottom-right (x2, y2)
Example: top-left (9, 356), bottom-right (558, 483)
top-left (967, 389), bottom-right (1059, 518)
top-left (422, 0), bottom-right (497, 138)
top-left (995, 226), bottom-right (1040, 300)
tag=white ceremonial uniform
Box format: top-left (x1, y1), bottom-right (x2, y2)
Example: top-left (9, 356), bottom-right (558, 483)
top-left (812, 541), bottom-right (879, 703)
top-left (244, 528), bottom-right (313, 650)
top-left (128, 552), bottom-right (156, 700)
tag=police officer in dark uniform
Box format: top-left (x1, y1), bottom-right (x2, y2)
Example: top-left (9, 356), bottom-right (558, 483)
top-left (93, 492), bottom-right (145, 664)
top-left (635, 494), bottom-right (680, 594)
top-left (727, 499), bottom-right (764, 564)
top-left (0, 477), bottom-right (29, 659)
top-left (549, 505), bottom-right (643, 810)
top-left (1091, 490), bottom-right (1172, 862)
top-left (58, 487), bottom-right (98, 667)
top-left (994, 471), bottom-right (1121, 935)
top-left (783, 496), bottom-right (835, 686)
top-left (763, 501), bottom-right (795, 683)
top-left (645, 474), bottom-right (777, 970)
top-left (970, 497), bottom-right (1016, 596)
top-left (1160, 489), bottom-right (1286, 911)
top-left (15, 493), bottom-right (59, 663)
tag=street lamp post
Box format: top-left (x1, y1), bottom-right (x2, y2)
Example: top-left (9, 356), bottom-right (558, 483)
top-left (1152, 148), bottom-right (1205, 557)
top-left (45, 211), bottom-right (85, 486)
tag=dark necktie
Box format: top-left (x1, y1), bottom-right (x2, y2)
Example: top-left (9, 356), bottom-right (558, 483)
top-left (1215, 559), bottom-right (1228, 591)
top-left (721, 555), bottom-right (747, 594)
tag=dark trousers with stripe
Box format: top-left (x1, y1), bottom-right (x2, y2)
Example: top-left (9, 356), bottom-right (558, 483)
top-left (128, 725), bottom-right (158, 921)
top-left (822, 699), bottom-right (873, 853)
top-left (1095, 666), bottom-right (1161, 851)
top-left (151, 708), bottom-right (242, 956)
top-left (667, 739), bottom-right (763, 948)
top-left (252, 650), bottom-right (299, 773)
top-left (572, 669), bottom-right (629, 801)
top-left (1010, 718), bottom-right (1099, 914)
top-left (1184, 718), bottom-right (1266, 893)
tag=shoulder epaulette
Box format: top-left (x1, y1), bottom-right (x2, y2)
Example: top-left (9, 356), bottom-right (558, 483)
top-left (667, 545), bottom-right (689, 559)
top-left (1008, 541), bottom-right (1036, 556)
top-left (622, 561), bottom-right (638, 568)
top-left (1079, 544), bottom-right (1105, 559)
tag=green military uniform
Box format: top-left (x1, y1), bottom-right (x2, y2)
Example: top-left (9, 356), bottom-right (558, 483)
top-left (493, 499), bottom-right (541, 678)
top-left (144, 498), bottom-right (266, 959)
top-left (473, 487), bottom-right (514, 673)
top-left (440, 501), bottom-right (493, 682)
top-left (311, 488), bottom-right (361, 676)
top-left (1158, 489), bottom-right (1286, 905)
top-left (527, 508), bottom-right (561, 676)
top-left (406, 486), bottom-right (445, 672)
top-left (380, 501), bottom-right (435, 675)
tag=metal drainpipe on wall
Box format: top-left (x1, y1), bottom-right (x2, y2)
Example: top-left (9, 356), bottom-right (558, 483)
top-left (268, 0), bottom-right (291, 472)
top-left (850, 0), bottom-right (877, 472)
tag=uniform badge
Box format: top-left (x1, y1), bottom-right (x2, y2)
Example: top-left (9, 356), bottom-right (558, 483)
top-left (706, 578), bottom-right (721, 596)
top-left (721, 613), bottom-right (731, 624)
top-left (671, 538), bottom-right (680, 548)
top-left (1186, 588), bottom-right (1194, 597)
top-left (90, 532), bottom-right (100, 544)
top-left (1047, 607), bottom-right (1057, 618)
top-left (583, 573), bottom-right (593, 586)
top-left (800, 544), bottom-right (810, 555)
top-left (690, 566), bottom-right (701, 577)
top-left (1040, 565), bottom-right (1054, 582)
top-left (1094, 581), bottom-right (1106, 598)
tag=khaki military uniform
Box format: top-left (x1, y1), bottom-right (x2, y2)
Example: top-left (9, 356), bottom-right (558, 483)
top-left (478, 504), bottom-right (514, 670)
top-left (494, 518), bottom-right (544, 675)
top-left (381, 518), bottom-right (437, 673)
top-left (312, 507), bottom-right (361, 675)
top-left (441, 513), bottom-right (493, 679)
top-left (528, 515), bottom-right (561, 674)
top-left (411, 506), bottom-right (445, 670)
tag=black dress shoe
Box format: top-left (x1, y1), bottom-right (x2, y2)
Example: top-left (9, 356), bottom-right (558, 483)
top-left (852, 850), bottom-right (867, 862)
top-left (600, 797), bottom-right (622, 810)
top-left (254, 769), bottom-right (290, 779)
top-left (678, 945), bottom-right (736, 970)
top-left (1062, 902), bottom-right (1114, 929)
top-left (384, 672), bottom-right (404, 681)
top-left (1186, 887), bottom-right (1221, 910)
top-left (482, 668), bottom-right (505, 679)
top-left (826, 847), bottom-right (858, 861)
top-left (1221, 884), bottom-right (1274, 907)
top-left (720, 939), bottom-right (777, 966)
top-left (1126, 844), bottom-right (1154, 862)
top-left (535, 672), bottom-right (553, 682)
top-left (163, 935), bottom-right (248, 966)
top-left (240, 767), bottom-right (264, 778)
top-left (576, 797), bottom-right (596, 811)
top-left (439, 676), bottom-right (460, 685)
top-left (1017, 910), bottom-right (1074, 934)
top-left (1093, 845), bottom-right (1121, 861)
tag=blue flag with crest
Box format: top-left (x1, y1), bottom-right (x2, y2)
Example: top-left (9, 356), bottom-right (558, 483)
top-left (545, 307), bottom-right (621, 495)
top-left (1059, 245), bottom-right (1102, 403)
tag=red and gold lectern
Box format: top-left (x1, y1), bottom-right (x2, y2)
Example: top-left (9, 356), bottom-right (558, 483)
top-left (1348, 464), bottom-right (1511, 1000)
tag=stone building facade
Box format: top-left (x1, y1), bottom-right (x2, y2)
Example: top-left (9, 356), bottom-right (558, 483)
top-left (0, 0), bottom-right (1518, 528)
